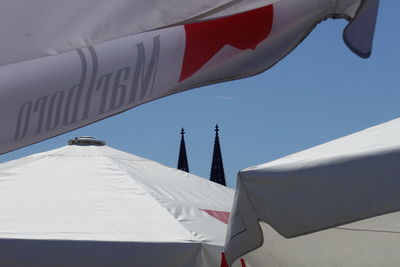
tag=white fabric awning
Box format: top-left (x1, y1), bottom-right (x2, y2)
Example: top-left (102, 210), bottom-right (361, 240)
top-left (225, 117), bottom-right (400, 265)
top-left (0, 0), bottom-right (379, 155)
top-left (0, 138), bottom-right (235, 266)
top-left (0, 0), bottom-right (278, 67)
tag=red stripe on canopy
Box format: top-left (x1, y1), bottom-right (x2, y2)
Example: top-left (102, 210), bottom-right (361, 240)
top-left (201, 209), bottom-right (231, 224)
top-left (180, 5), bottom-right (274, 81)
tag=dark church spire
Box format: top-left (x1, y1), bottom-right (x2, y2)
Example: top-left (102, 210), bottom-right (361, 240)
top-left (210, 125), bottom-right (226, 186)
top-left (177, 128), bottom-right (189, 172)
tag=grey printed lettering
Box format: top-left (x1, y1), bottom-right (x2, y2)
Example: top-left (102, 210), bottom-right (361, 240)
top-left (109, 67), bottom-right (130, 111)
top-left (96, 73), bottom-right (113, 116)
top-left (63, 49), bottom-right (87, 125)
top-left (63, 84), bottom-right (80, 125)
top-left (45, 90), bottom-right (64, 131)
top-left (33, 95), bottom-right (49, 134)
top-left (14, 101), bottom-right (32, 141)
top-left (129, 35), bottom-right (160, 104)
top-left (82, 46), bottom-right (98, 120)
top-left (13, 33), bottom-right (162, 142)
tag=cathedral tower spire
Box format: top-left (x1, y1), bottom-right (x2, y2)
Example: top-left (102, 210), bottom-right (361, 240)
top-left (210, 125), bottom-right (226, 186)
top-left (177, 128), bottom-right (189, 172)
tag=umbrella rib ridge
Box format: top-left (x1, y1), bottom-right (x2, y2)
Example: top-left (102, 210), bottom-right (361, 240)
top-left (102, 154), bottom-right (203, 243)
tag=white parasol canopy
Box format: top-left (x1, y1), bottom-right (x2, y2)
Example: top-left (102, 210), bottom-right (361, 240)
top-left (225, 118), bottom-right (400, 266)
top-left (0, 0), bottom-right (379, 155)
top-left (0, 137), bottom-right (235, 266)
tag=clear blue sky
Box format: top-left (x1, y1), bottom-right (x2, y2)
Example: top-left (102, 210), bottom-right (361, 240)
top-left (1, 1), bottom-right (399, 188)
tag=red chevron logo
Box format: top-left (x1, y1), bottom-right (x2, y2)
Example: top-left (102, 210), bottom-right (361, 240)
top-left (180, 5), bottom-right (274, 82)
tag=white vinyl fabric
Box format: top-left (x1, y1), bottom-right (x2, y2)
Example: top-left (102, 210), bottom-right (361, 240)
top-left (243, 215), bottom-right (400, 267)
top-left (0, 0), bottom-right (380, 155)
top-left (0, 0), bottom-right (278, 67)
top-left (225, 117), bottom-right (400, 265)
top-left (0, 0), bottom-right (376, 67)
top-left (0, 141), bottom-right (235, 266)
top-left (343, 0), bottom-right (380, 57)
